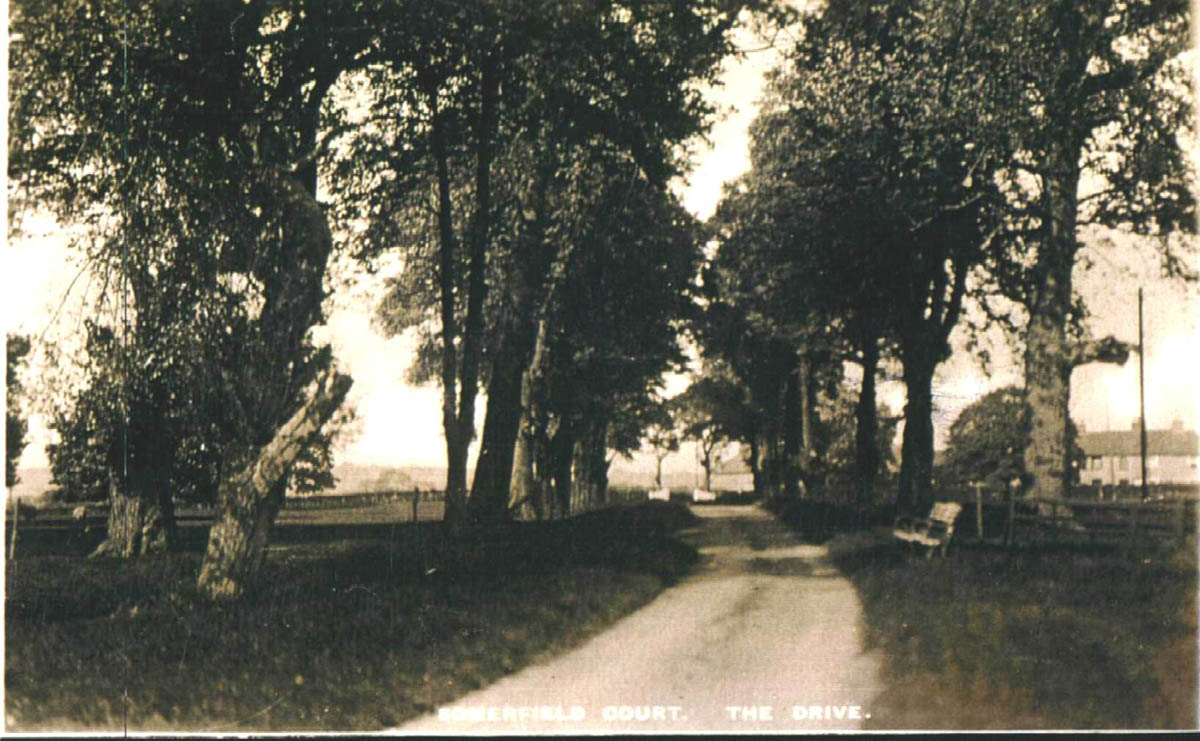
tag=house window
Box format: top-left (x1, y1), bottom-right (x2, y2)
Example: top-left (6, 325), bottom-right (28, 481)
top-left (1148, 456), bottom-right (1160, 468)
top-left (1118, 456), bottom-right (1128, 470)
top-left (1089, 456), bottom-right (1103, 470)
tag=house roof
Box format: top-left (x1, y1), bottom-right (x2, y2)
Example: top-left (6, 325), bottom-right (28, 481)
top-left (1078, 427), bottom-right (1199, 458)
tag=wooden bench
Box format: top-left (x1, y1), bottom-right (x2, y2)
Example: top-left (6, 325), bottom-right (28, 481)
top-left (893, 501), bottom-right (962, 558)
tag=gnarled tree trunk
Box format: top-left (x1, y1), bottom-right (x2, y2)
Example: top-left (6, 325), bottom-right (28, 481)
top-left (90, 473), bottom-right (174, 558)
top-left (509, 321), bottom-right (549, 521)
top-left (198, 370), bottom-right (352, 601)
top-left (569, 427), bottom-right (607, 514)
top-left (572, 421), bottom-right (609, 510)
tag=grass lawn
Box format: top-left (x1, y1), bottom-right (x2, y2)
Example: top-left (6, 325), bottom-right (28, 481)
top-left (831, 536), bottom-right (1197, 730)
top-left (5, 501), bottom-right (697, 731)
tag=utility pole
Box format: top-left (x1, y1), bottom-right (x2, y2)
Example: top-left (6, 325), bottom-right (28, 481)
top-left (1138, 287), bottom-right (1148, 501)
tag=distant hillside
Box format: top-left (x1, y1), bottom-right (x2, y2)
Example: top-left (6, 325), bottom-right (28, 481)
top-left (317, 464), bottom-right (447, 495)
top-left (319, 463), bottom-right (411, 494)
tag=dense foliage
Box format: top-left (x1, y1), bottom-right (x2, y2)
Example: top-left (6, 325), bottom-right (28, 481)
top-left (938, 386), bottom-right (1084, 493)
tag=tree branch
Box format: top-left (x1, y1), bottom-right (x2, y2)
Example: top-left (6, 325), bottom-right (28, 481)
top-left (1068, 335), bottom-right (1132, 369)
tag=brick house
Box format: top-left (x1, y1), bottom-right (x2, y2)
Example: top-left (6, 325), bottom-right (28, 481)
top-left (1077, 419), bottom-right (1199, 486)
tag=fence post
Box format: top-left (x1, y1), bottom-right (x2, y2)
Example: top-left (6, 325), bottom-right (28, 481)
top-left (973, 483), bottom-right (984, 540)
top-left (412, 490), bottom-right (420, 523)
top-left (1005, 483), bottom-right (1017, 547)
top-left (1176, 498), bottom-right (1185, 543)
top-left (8, 492), bottom-right (18, 561)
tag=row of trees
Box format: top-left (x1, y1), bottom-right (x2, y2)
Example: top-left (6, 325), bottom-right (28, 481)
top-left (9, 0), bottom-right (778, 599)
top-left (8, 0), bottom-right (1193, 598)
top-left (648, 367), bottom-right (899, 500)
top-left (686, 0), bottom-right (1192, 515)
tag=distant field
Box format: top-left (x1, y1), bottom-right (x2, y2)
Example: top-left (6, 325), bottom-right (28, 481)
top-left (5, 464), bottom-right (450, 502)
top-left (6, 467), bottom-right (54, 500)
top-left (9, 462), bottom-right (748, 505)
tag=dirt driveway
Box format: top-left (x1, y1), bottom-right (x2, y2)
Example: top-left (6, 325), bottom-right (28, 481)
top-left (398, 503), bottom-right (883, 734)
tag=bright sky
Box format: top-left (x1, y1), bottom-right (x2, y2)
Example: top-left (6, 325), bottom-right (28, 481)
top-left (4, 19), bottom-right (1198, 475)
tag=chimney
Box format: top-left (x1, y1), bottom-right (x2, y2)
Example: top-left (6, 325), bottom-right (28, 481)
top-left (1171, 419), bottom-right (1184, 431)
top-left (1076, 421), bottom-right (1086, 433)
top-left (1131, 417), bottom-right (1142, 431)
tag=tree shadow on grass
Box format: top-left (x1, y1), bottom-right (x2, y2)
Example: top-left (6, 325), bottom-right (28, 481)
top-left (5, 501), bottom-right (703, 731)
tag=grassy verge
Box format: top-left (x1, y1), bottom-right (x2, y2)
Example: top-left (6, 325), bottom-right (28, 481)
top-left (5, 501), bottom-right (697, 731)
top-left (831, 535), bottom-right (1197, 729)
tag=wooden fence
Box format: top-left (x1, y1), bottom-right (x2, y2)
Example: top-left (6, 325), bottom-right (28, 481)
top-left (945, 484), bottom-right (1197, 547)
top-left (1007, 497), bottom-right (1195, 547)
top-left (18, 490), bottom-right (447, 528)
top-left (13, 485), bottom-right (655, 531)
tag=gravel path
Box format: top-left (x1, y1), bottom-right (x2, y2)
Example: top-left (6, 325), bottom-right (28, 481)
top-left (398, 504), bottom-right (883, 734)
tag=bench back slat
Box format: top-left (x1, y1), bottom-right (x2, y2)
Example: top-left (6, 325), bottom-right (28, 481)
top-left (929, 502), bottom-right (962, 524)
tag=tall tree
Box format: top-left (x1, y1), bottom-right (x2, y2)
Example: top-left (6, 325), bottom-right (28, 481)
top-left (643, 405), bottom-right (682, 491)
top-left (702, 175), bottom-right (829, 505)
top-left (704, 80), bottom-right (898, 509)
top-left (975, 0), bottom-right (1194, 499)
top-left (762, 0), bottom-right (1014, 513)
top-left (9, 0), bottom-right (372, 592)
top-left (690, 293), bottom-right (802, 504)
top-left (526, 176), bottom-right (700, 518)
